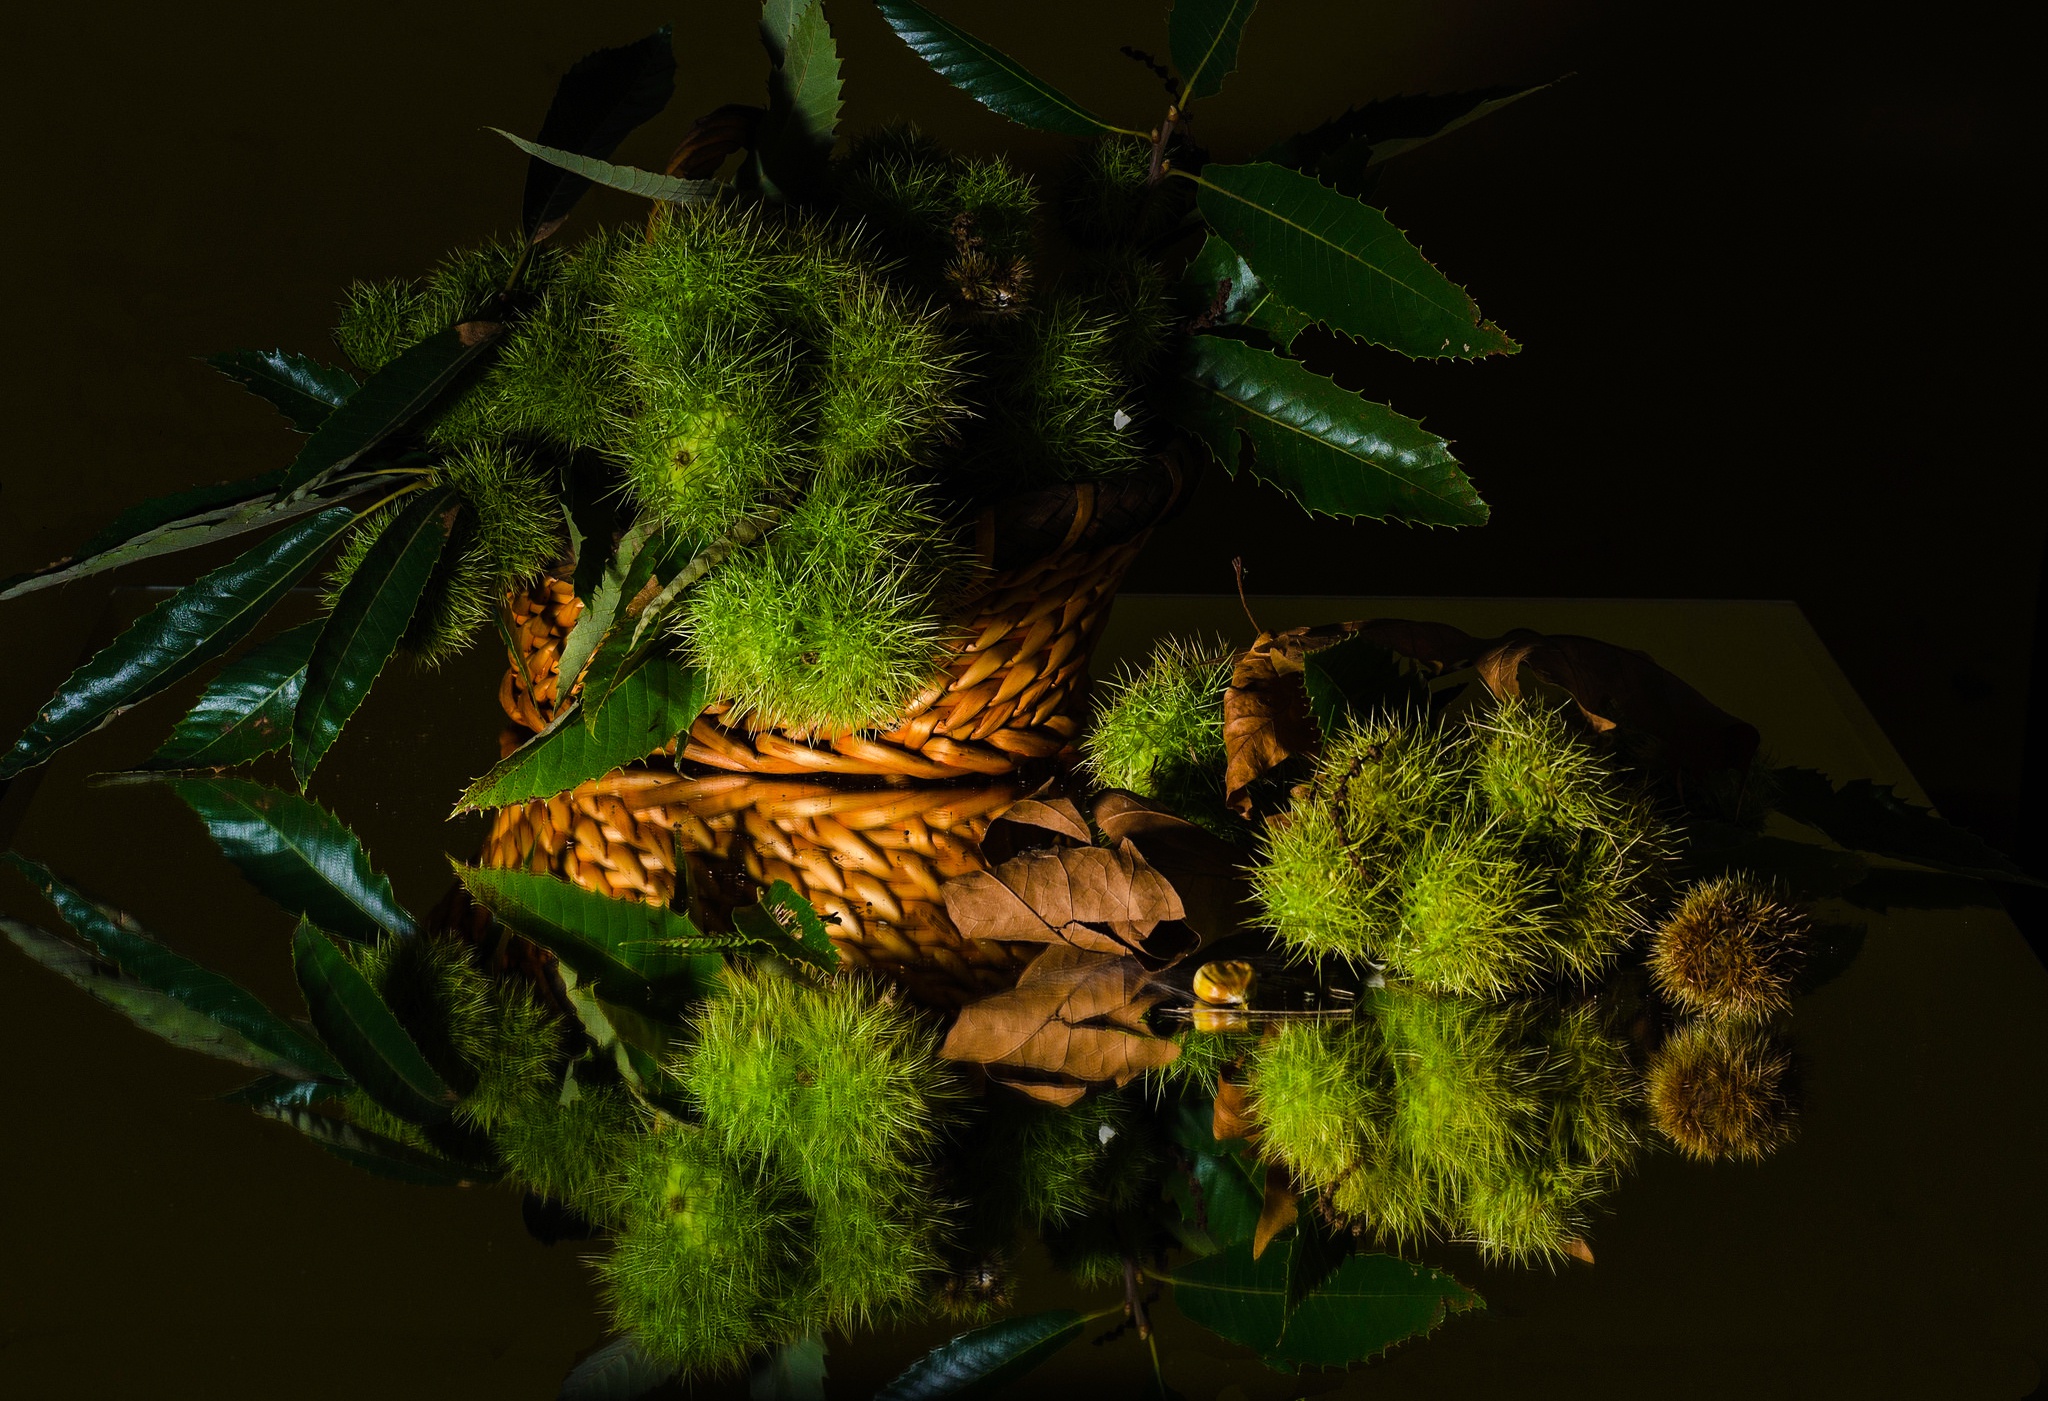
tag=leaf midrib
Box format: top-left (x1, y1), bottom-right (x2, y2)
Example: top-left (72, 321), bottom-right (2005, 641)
top-left (1191, 167), bottom-right (1472, 320)
top-left (1183, 368), bottom-right (1466, 509)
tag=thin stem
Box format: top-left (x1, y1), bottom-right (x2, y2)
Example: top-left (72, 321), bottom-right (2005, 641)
top-left (351, 481), bottom-right (426, 522)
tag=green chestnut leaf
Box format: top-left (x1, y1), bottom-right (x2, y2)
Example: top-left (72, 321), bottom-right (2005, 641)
top-left (1169, 0), bottom-right (1257, 104)
top-left (456, 656), bottom-right (709, 813)
top-left (167, 775), bottom-right (416, 941)
top-left (874, 0), bottom-right (1133, 137)
top-left (1188, 161), bottom-right (1516, 360)
top-left (205, 348), bottom-right (358, 433)
top-left (492, 130), bottom-right (719, 208)
top-left (519, 28), bottom-right (677, 242)
top-left (0, 506), bottom-right (355, 779)
top-left (290, 919), bottom-right (456, 1126)
top-left (292, 487), bottom-right (457, 788)
top-left (147, 621), bottom-right (318, 771)
top-left (873, 1309), bottom-right (1087, 1401)
top-left (1172, 334), bottom-right (1485, 526)
top-left (2, 853), bottom-right (344, 1081)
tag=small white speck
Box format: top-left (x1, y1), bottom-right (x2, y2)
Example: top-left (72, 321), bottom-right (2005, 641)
top-left (1098, 1124), bottom-right (1119, 1146)
top-left (1111, 408), bottom-right (1133, 431)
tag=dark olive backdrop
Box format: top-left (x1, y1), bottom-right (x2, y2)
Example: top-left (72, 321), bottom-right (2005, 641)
top-left (0, 3), bottom-right (2032, 814)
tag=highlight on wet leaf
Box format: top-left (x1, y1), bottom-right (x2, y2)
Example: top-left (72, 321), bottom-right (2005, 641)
top-left (0, 506), bottom-right (355, 779)
top-left (875, 0), bottom-right (1136, 137)
top-left (1188, 161), bottom-right (1516, 359)
top-left (168, 775), bottom-right (416, 942)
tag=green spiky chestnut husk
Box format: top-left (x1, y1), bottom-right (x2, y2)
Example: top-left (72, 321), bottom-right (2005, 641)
top-left (325, 446), bottom-right (564, 667)
top-left (1248, 989), bottom-right (1636, 1264)
top-left (485, 228), bottom-right (630, 451)
top-left (834, 124), bottom-right (959, 288)
top-left (676, 964), bottom-right (956, 1200)
top-left (594, 1123), bottom-right (809, 1375)
top-left (1646, 1019), bottom-right (1799, 1161)
top-left (1649, 874), bottom-right (1809, 1022)
top-left (811, 273), bottom-right (964, 469)
top-left (1082, 635), bottom-right (1235, 829)
top-left (616, 339), bottom-right (799, 540)
top-left (981, 296), bottom-right (1144, 480)
top-left (1058, 136), bottom-right (1189, 250)
top-left (678, 468), bottom-right (967, 732)
top-left (333, 278), bottom-right (415, 374)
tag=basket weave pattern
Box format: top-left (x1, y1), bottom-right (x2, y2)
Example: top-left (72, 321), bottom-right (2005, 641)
top-left (500, 524), bottom-right (1151, 779)
top-left (480, 769), bottom-right (1035, 1007)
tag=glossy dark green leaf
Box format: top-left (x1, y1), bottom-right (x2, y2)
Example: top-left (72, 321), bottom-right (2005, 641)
top-left (753, 0), bottom-right (844, 200)
top-left (1179, 233), bottom-right (1311, 350)
top-left (274, 323), bottom-right (504, 499)
top-left (493, 130), bottom-right (719, 207)
top-left (290, 920), bottom-right (455, 1125)
top-left (1164, 1096), bottom-right (1265, 1253)
top-left (453, 863), bottom-right (722, 1011)
top-left (1190, 162), bottom-right (1515, 359)
top-left (754, 879), bottom-right (841, 971)
top-left (558, 1335), bottom-right (679, 1401)
top-left (205, 349), bottom-right (358, 432)
top-left (167, 776), bottom-right (415, 940)
top-left (221, 1073), bottom-right (348, 1110)
top-left (0, 469), bottom-right (401, 602)
top-left (577, 529), bottom-right (706, 728)
top-left (1169, 0), bottom-right (1256, 103)
top-left (147, 622), bottom-right (318, 770)
top-left (563, 457), bottom-right (624, 605)
top-left (1770, 767), bottom-right (2037, 882)
top-left (874, 1310), bottom-right (1086, 1401)
top-left (292, 488), bottom-right (456, 787)
top-left (2, 854), bottom-right (343, 1079)
top-left (1301, 634), bottom-right (1429, 740)
top-left (1171, 1238), bottom-right (1479, 1371)
top-left (555, 518), bottom-right (657, 705)
top-left (0, 507), bottom-right (354, 779)
top-left (248, 1101), bottom-right (485, 1186)
top-left (1174, 335), bottom-right (1485, 525)
top-left (875, 0), bottom-right (1130, 137)
top-left (457, 656), bottom-right (709, 812)
top-left (1262, 85), bottom-right (1551, 196)
top-left (521, 28), bottom-right (677, 241)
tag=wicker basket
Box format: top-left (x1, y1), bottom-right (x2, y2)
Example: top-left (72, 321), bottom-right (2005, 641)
top-left (478, 768), bottom-right (1036, 1008)
top-left (500, 454), bottom-right (1187, 780)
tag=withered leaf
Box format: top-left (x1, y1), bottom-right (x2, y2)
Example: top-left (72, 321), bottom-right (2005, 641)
top-left (1091, 790), bottom-right (1253, 952)
top-left (943, 839), bottom-right (1186, 957)
top-left (941, 947), bottom-right (1178, 1097)
top-left (1252, 1162), bottom-right (1300, 1260)
top-left (1212, 1075), bottom-right (1259, 1145)
top-left (994, 794), bottom-right (1091, 843)
top-left (1223, 618), bottom-right (1760, 805)
top-left (1351, 619), bottom-right (1760, 778)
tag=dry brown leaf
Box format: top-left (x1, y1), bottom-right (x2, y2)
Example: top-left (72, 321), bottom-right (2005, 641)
top-left (1222, 635), bottom-right (1319, 817)
top-left (1091, 790), bottom-right (1255, 953)
top-left (1212, 1075), bottom-right (1259, 1145)
top-left (1252, 1162), bottom-right (1300, 1260)
top-left (1221, 619), bottom-right (1760, 804)
top-left (1350, 619), bottom-right (1760, 778)
top-left (1563, 1237), bottom-right (1596, 1265)
top-left (943, 839), bottom-right (1186, 958)
top-left (940, 947), bottom-right (1178, 1097)
top-left (994, 795), bottom-right (1091, 843)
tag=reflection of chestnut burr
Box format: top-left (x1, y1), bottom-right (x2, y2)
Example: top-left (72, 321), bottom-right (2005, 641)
top-left (1646, 1020), bottom-right (1799, 1161)
top-left (1649, 874), bottom-right (1808, 1023)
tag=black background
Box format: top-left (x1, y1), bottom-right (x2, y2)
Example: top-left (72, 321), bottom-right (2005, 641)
top-left (0, 0), bottom-right (2036, 853)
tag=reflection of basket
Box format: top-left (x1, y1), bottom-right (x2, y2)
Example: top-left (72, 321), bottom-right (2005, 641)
top-left (500, 457), bottom-right (1186, 779)
top-left (480, 769), bottom-right (1036, 1008)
